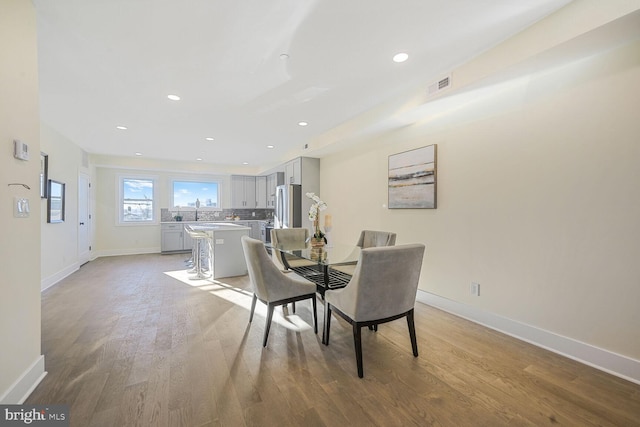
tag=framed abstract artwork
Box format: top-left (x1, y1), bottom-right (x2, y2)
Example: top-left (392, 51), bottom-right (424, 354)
top-left (388, 144), bottom-right (437, 209)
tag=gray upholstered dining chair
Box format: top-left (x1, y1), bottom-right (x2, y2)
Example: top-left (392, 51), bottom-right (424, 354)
top-left (270, 227), bottom-right (314, 271)
top-left (356, 230), bottom-right (397, 248)
top-left (323, 243), bottom-right (425, 378)
top-left (333, 230), bottom-right (397, 276)
top-left (241, 235), bottom-right (318, 347)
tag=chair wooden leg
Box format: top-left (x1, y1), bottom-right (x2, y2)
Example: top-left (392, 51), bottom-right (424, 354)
top-left (353, 323), bottom-right (364, 378)
top-left (323, 303), bottom-right (332, 345)
top-left (249, 294), bottom-right (257, 323)
top-left (407, 309), bottom-right (418, 357)
top-left (312, 296), bottom-right (318, 334)
top-left (263, 304), bottom-right (275, 347)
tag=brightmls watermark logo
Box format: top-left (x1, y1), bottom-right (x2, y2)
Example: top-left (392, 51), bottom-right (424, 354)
top-left (0, 405), bottom-right (68, 426)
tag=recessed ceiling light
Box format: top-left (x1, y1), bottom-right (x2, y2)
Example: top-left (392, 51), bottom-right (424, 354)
top-left (393, 52), bottom-right (409, 63)
top-left (205, 137), bottom-right (214, 141)
top-left (116, 125), bottom-right (128, 130)
top-left (196, 158), bottom-right (203, 161)
top-left (298, 121), bottom-right (308, 127)
top-left (267, 145), bottom-right (275, 149)
top-left (167, 94), bottom-right (181, 101)
top-left (135, 152), bottom-right (142, 156)
top-left (279, 53), bottom-right (289, 60)
top-left (242, 162), bottom-right (249, 165)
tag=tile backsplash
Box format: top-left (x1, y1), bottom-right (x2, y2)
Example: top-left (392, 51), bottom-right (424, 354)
top-left (161, 208), bottom-right (274, 222)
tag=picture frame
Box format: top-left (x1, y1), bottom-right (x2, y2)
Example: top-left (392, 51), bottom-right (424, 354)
top-left (40, 152), bottom-right (49, 198)
top-left (47, 179), bottom-right (65, 223)
top-left (388, 144), bottom-right (437, 209)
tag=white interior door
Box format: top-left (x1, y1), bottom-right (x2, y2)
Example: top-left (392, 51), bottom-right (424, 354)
top-left (78, 173), bottom-right (91, 265)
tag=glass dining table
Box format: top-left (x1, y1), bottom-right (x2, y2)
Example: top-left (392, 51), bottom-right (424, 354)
top-left (267, 242), bottom-right (360, 297)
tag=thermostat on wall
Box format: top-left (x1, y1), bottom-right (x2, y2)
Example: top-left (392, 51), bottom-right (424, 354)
top-left (13, 139), bottom-right (29, 161)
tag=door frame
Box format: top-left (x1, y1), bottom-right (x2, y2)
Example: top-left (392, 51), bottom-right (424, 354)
top-left (78, 171), bottom-right (91, 265)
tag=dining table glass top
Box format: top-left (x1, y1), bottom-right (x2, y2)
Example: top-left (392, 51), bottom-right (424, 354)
top-left (268, 242), bottom-right (361, 266)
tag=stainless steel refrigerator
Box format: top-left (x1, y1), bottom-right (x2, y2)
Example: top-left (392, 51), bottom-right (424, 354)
top-left (274, 184), bottom-right (302, 228)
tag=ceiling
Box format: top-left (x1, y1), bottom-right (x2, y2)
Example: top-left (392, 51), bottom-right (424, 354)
top-left (33, 0), bottom-right (572, 171)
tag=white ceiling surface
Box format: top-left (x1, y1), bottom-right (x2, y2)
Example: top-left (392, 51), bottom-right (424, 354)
top-left (34, 0), bottom-right (571, 171)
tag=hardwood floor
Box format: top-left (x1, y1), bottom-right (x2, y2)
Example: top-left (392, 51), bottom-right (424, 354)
top-left (27, 253), bottom-right (640, 426)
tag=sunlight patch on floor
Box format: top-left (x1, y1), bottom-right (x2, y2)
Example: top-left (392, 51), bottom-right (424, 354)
top-left (164, 269), bottom-right (314, 332)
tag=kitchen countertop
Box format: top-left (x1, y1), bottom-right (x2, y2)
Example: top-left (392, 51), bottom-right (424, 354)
top-left (161, 219), bottom-right (269, 224)
top-left (189, 222), bottom-right (251, 231)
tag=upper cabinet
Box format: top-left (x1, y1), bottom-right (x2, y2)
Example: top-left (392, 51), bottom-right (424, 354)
top-left (231, 175), bottom-right (256, 209)
top-left (285, 157), bottom-right (302, 185)
top-left (255, 176), bottom-right (267, 208)
top-left (266, 172), bottom-right (284, 208)
top-left (231, 159), bottom-right (316, 211)
top-left (295, 157), bottom-right (320, 221)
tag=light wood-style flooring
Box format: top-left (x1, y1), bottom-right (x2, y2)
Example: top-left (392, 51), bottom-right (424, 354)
top-left (27, 253), bottom-right (640, 426)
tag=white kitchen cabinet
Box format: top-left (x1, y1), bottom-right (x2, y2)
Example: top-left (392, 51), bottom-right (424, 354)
top-left (255, 176), bottom-right (267, 208)
top-left (285, 158), bottom-right (301, 185)
top-left (249, 221), bottom-right (260, 240)
top-left (234, 220), bottom-right (261, 240)
top-left (266, 171), bottom-right (284, 207)
top-left (183, 227), bottom-right (194, 251)
top-left (231, 175), bottom-right (256, 208)
top-left (161, 223), bottom-right (184, 252)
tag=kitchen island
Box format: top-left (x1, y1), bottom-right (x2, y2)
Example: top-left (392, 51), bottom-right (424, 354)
top-left (183, 222), bottom-right (250, 279)
top-left (161, 220), bottom-right (265, 253)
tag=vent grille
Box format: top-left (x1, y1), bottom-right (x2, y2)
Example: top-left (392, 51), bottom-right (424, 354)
top-left (428, 74), bottom-right (451, 96)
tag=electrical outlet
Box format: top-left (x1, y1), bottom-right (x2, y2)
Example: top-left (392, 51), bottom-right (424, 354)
top-left (470, 282), bottom-right (480, 296)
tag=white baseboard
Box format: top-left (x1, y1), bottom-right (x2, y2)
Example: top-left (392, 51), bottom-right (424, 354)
top-left (41, 262), bottom-right (79, 291)
top-left (416, 290), bottom-right (640, 385)
top-left (93, 247), bottom-right (160, 258)
top-left (0, 355), bottom-right (47, 404)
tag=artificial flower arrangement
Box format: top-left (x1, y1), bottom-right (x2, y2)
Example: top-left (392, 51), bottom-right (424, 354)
top-left (306, 192), bottom-right (327, 242)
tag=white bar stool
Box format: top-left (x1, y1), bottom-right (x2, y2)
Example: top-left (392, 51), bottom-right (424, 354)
top-left (184, 225), bottom-right (211, 280)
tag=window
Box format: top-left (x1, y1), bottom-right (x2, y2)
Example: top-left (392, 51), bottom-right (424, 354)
top-left (120, 177), bottom-right (155, 223)
top-left (172, 180), bottom-right (220, 208)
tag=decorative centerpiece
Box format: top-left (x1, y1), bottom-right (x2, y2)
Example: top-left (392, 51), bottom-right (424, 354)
top-left (306, 192), bottom-right (327, 248)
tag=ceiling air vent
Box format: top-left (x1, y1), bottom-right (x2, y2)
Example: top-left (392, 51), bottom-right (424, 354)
top-left (427, 74), bottom-right (451, 96)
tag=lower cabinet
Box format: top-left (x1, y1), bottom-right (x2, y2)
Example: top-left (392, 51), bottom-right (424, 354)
top-left (161, 223), bottom-right (184, 252)
top-left (234, 221), bottom-right (261, 240)
top-left (249, 221), bottom-right (260, 240)
top-left (183, 228), bottom-right (194, 251)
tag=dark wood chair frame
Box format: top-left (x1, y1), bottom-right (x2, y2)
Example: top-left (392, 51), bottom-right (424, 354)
top-left (250, 292), bottom-right (318, 347)
top-left (323, 304), bottom-right (418, 378)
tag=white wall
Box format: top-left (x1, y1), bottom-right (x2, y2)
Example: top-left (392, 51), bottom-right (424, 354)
top-left (0, 0), bottom-right (44, 403)
top-left (40, 123), bottom-right (87, 290)
top-left (320, 3), bottom-right (640, 379)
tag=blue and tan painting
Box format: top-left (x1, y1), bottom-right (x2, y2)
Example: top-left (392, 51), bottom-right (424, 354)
top-left (388, 145), bottom-right (436, 209)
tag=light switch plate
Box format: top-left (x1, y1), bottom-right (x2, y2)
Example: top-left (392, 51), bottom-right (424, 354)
top-left (14, 197), bottom-right (30, 218)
